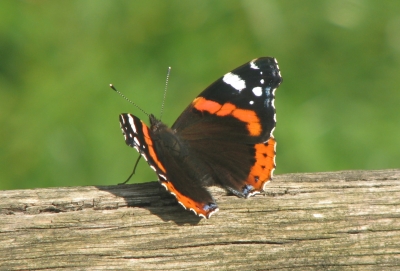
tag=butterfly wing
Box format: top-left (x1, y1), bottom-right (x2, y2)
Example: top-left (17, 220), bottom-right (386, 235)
top-left (172, 57), bottom-right (282, 197)
top-left (119, 113), bottom-right (219, 218)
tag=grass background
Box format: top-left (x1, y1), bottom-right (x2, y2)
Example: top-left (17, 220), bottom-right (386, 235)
top-left (1, 0), bottom-right (399, 190)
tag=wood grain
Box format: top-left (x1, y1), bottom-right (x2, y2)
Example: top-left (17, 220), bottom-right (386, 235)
top-left (1, 169), bottom-right (400, 270)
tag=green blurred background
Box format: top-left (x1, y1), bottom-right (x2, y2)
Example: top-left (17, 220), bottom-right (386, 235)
top-left (1, 0), bottom-right (399, 190)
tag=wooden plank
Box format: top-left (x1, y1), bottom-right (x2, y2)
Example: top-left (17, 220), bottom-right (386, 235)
top-left (1, 169), bottom-right (400, 270)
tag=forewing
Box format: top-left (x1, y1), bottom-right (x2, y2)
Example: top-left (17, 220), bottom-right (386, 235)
top-left (173, 57), bottom-right (282, 143)
top-left (171, 57), bottom-right (282, 197)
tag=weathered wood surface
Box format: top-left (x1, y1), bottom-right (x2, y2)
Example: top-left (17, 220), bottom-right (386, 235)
top-left (1, 169), bottom-right (399, 270)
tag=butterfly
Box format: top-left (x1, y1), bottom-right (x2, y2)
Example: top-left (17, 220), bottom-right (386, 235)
top-left (118, 57), bottom-right (282, 218)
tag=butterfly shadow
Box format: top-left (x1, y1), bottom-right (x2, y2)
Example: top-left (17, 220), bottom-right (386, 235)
top-left (95, 181), bottom-right (203, 225)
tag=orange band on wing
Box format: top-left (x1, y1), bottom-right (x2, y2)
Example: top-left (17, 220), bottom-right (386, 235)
top-left (161, 180), bottom-right (217, 218)
top-left (141, 121), bottom-right (166, 173)
top-left (192, 97), bottom-right (221, 114)
top-left (215, 102), bottom-right (236, 116)
top-left (246, 137), bottom-right (276, 190)
top-left (193, 97), bottom-right (262, 136)
top-left (231, 108), bottom-right (262, 136)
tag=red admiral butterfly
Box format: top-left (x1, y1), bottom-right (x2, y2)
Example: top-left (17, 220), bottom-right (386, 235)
top-left (119, 57), bottom-right (282, 218)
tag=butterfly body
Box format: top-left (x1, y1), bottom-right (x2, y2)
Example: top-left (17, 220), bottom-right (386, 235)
top-left (119, 57), bottom-right (282, 218)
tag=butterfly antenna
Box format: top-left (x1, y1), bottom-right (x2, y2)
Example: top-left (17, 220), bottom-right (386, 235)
top-left (110, 84), bottom-right (149, 116)
top-left (159, 66), bottom-right (171, 120)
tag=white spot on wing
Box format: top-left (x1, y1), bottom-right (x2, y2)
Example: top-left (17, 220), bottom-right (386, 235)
top-left (223, 72), bottom-right (246, 92)
top-left (274, 58), bottom-right (282, 77)
top-left (189, 208), bottom-right (197, 215)
top-left (250, 60), bottom-right (259, 69)
top-left (159, 174), bottom-right (167, 180)
top-left (249, 100), bottom-right (254, 105)
top-left (260, 79), bottom-right (264, 84)
top-left (252, 86), bottom-right (262, 97)
top-left (270, 126), bottom-right (276, 137)
top-left (128, 115), bottom-right (137, 133)
top-left (134, 137), bottom-right (140, 146)
top-left (247, 191), bottom-right (260, 198)
top-left (207, 208), bottom-right (219, 218)
top-left (178, 201), bottom-right (187, 209)
top-left (141, 153), bottom-right (148, 161)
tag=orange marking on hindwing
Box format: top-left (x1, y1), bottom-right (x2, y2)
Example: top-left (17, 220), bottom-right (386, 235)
top-left (246, 137), bottom-right (276, 191)
top-left (161, 181), bottom-right (218, 219)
